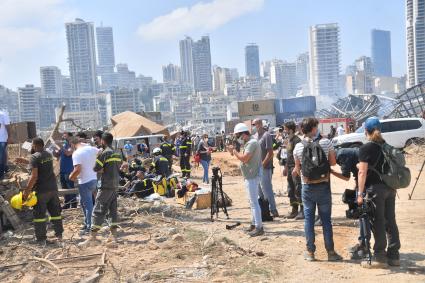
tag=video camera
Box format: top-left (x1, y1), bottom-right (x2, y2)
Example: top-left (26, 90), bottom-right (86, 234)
top-left (342, 189), bottom-right (374, 219)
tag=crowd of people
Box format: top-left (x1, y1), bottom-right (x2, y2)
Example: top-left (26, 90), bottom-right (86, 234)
top-left (0, 109), bottom-right (406, 268)
top-left (227, 116), bottom-right (402, 267)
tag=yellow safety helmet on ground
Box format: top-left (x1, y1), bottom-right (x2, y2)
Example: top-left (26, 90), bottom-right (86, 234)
top-left (10, 192), bottom-right (38, 210)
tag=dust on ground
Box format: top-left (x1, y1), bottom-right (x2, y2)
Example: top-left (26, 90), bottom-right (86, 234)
top-left (1, 151), bottom-right (424, 282)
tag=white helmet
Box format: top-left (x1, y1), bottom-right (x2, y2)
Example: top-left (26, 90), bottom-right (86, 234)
top-left (233, 123), bottom-right (249, 134)
top-left (153, 147), bottom-right (162, 155)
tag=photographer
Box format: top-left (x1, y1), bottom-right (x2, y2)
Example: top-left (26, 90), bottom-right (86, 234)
top-left (331, 147), bottom-right (367, 259)
top-left (357, 117), bottom-right (400, 267)
top-left (227, 123), bottom-right (264, 237)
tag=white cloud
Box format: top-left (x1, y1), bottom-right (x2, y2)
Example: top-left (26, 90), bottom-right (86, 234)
top-left (137, 0), bottom-right (264, 41)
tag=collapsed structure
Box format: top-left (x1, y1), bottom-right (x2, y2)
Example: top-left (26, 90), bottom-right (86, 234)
top-left (316, 81), bottom-right (425, 125)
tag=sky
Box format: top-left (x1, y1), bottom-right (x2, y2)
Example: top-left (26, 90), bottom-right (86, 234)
top-left (0, 0), bottom-right (406, 90)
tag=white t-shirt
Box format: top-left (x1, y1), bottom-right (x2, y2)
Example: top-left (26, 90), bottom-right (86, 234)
top-left (337, 126), bottom-right (345, 136)
top-left (72, 144), bottom-right (99, 184)
top-left (0, 111), bottom-right (10, 142)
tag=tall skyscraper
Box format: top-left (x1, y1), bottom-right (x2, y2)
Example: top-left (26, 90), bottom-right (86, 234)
top-left (270, 60), bottom-right (297, 98)
top-left (296, 52), bottom-right (309, 87)
top-left (96, 25), bottom-right (116, 88)
top-left (371, 29), bottom-right (392, 77)
top-left (192, 36), bottom-right (213, 92)
top-left (40, 66), bottom-right (63, 98)
top-left (179, 36), bottom-right (194, 85)
top-left (162, 64), bottom-right (182, 83)
top-left (406, 0), bottom-right (425, 87)
top-left (355, 56), bottom-right (374, 93)
top-left (18, 84), bottom-right (40, 127)
top-left (245, 44), bottom-right (260, 78)
top-left (66, 18), bottom-right (98, 96)
top-left (309, 23), bottom-right (341, 97)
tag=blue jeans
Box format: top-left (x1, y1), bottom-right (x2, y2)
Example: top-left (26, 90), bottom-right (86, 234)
top-left (302, 182), bottom-right (334, 252)
top-left (245, 176), bottom-right (262, 229)
top-left (200, 159), bottom-right (210, 183)
top-left (60, 173), bottom-right (77, 208)
top-left (0, 142), bottom-right (6, 180)
top-left (258, 168), bottom-right (277, 212)
top-left (78, 179), bottom-right (97, 229)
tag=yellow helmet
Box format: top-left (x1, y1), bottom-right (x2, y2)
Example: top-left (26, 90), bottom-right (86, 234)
top-left (10, 192), bottom-right (23, 210)
top-left (23, 192), bottom-right (37, 207)
top-left (10, 192), bottom-right (38, 210)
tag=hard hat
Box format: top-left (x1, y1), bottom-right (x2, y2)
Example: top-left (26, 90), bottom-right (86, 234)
top-left (153, 147), bottom-right (162, 155)
top-left (10, 192), bottom-right (23, 210)
top-left (233, 123), bottom-right (249, 134)
top-left (23, 192), bottom-right (37, 207)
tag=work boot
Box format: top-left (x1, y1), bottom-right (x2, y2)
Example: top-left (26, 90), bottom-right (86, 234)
top-left (271, 210), bottom-right (280, 218)
top-left (361, 253), bottom-right (387, 269)
top-left (349, 243), bottom-right (368, 260)
top-left (304, 251), bottom-right (315, 262)
top-left (388, 258), bottom-right (400, 267)
top-left (285, 206), bottom-right (298, 219)
top-left (249, 227), bottom-right (264, 237)
top-left (295, 207), bottom-right (305, 220)
top-left (78, 231), bottom-right (101, 248)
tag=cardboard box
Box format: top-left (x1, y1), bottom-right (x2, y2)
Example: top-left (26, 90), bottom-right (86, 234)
top-left (175, 191), bottom-right (211, 210)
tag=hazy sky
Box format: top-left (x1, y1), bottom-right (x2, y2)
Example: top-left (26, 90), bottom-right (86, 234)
top-left (0, 0), bottom-right (405, 90)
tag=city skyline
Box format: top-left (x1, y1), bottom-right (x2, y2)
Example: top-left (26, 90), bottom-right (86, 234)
top-left (0, 0), bottom-right (405, 89)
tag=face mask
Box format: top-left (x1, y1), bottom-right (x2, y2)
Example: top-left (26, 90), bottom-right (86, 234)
top-left (238, 137), bottom-right (245, 145)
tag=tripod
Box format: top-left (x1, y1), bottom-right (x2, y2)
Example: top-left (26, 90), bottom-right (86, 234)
top-left (210, 166), bottom-right (229, 221)
top-left (409, 159), bottom-right (425, 200)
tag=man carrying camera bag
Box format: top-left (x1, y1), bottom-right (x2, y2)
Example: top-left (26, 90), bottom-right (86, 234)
top-left (227, 123), bottom-right (264, 237)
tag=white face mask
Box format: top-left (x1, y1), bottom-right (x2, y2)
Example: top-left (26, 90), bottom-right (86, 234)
top-left (238, 137), bottom-right (245, 145)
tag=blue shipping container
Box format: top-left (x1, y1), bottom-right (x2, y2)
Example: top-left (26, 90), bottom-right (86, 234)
top-left (275, 111), bottom-right (315, 125)
top-left (274, 96), bottom-right (316, 114)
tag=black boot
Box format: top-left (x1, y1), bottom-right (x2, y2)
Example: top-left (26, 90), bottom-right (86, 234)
top-left (295, 206), bottom-right (305, 220)
top-left (285, 205), bottom-right (298, 219)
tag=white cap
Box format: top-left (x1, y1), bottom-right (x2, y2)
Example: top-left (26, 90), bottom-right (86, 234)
top-left (233, 123), bottom-right (249, 134)
top-left (153, 147), bottom-right (162, 154)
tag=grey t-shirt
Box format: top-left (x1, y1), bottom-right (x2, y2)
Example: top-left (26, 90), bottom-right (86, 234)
top-left (240, 138), bottom-right (261, 180)
top-left (256, 131), bottom-right (273, 169)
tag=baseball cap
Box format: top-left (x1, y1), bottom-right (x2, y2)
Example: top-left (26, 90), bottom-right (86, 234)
top-left (364, 117), bottom-right (381, 132)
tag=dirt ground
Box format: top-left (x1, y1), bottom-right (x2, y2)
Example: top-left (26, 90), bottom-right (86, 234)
top-left (1, 151), bottom-right (425, 283)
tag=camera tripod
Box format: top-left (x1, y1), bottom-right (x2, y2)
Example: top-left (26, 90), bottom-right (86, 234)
top-left (210, 166), bottom-right (229, 221)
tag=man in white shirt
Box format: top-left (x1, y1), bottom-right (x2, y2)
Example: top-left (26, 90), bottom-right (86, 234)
top-left (337, 125), bottom-right (345, 136)
top-left (0, 111), bottom-right (11, 180)
top-left (69, 135), bottom-right (99, 234)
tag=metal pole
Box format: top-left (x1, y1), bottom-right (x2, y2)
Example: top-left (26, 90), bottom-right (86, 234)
top-left (409, 159), bottom-right (425, 200)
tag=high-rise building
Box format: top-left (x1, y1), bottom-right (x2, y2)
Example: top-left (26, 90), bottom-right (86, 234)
top-left (371, 29), bottom-right (392, 77)
top-left (108, 88), bottom-right (139, 116)
top-left (355, 56), bottom-right (374, 93)
top-left (296, 52), bottom-right (309, 87)
top-left (0, 85), bottom-right (19, 122)
top-left (179, 36), bottom-right (194, 85)
top-left (192, 36), bottom-right (213, 92)
top-left (40, 66), bottom-right (63, 98)
top-left (66, 18), bottom-right (98, 96)
top-left (61, 76), bottom-right (72, 98)
top-left (407, 0), bottom-right (425, 87)
top-left (309, 23), bottom-right (341, 97)
top-left (115, 63), bottom-right (137, 88)
top-left (245, 44), bottom-right (260, 78)
top-left (162, 64), bottom-right (181, 83)
top-left (18, 84), bottom-right (40, 127)
top-left (96, 25), bottom-right (116, 88)
top-left (270, 60), bottom-right (297, 98)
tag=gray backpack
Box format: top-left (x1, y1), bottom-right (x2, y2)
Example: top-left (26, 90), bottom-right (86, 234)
top-left (369, 142), bottom-right (411, 189)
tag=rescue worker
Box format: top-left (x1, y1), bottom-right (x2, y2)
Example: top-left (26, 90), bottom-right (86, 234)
top-left (160, 136), bottom-right (175, 171)
top-left (23, 138), bottom-right (63, 245)
top-left (150, 148), bottom-right (171, 177)
top-left (179, 130), bottom-right (192, 178)
top-left (79, 132), bottom-right (123, 247)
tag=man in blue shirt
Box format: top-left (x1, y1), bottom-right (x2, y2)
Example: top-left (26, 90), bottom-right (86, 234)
top-left (54, 132), bottom-right (77, 209)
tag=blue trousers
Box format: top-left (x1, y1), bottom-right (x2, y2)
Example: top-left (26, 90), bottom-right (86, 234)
top-left (200, 159), bottom-right (210, 183)
top-left (0, 142), bottom-right (6, 180)
top-left (302, 182), bottom-right (334, 253)
top-left (78, 179), bottom-right (97, 229)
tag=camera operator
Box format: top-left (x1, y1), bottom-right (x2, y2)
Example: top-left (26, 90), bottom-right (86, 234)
top-left (331, 147), bottom-right (367, 259)
top-left (357, 117), bottom-right (400, 267)
top-left (227, 123), bottom-right (264, 237)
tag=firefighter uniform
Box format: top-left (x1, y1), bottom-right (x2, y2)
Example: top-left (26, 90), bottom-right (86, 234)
top-left (179, 136), bottom-right (192, 178)
top-left (151, 154), bottom-right (171, 177)
top-left (160, 141), bottom-right (175, 171)
top-left (92, 147), bottom-right (123, 232)
top-left (29, 150), bottom-right (63, 241)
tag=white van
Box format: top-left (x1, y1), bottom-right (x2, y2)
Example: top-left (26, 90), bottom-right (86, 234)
top-left (332, 118), bottom-right (425, 149)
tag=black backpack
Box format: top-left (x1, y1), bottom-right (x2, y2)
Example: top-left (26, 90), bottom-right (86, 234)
top-left (301, 140), bottom-right (330, 181)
